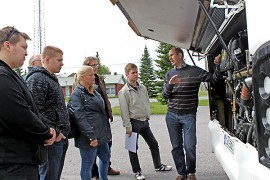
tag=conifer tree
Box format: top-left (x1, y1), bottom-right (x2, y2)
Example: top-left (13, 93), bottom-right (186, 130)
top-left (154, 42), bottom-right (174, 104)
top-left (95, 51), bottom-right (101, 69)
top-left (14, 66), bottom-right (23, 76)
top-left (95, 51), bottom-right (111, 75)
top-left (139, 45), bottom-right (157, 98)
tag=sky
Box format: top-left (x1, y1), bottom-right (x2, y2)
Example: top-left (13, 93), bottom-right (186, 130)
top-left (0, 0), bottom-right (205, 75)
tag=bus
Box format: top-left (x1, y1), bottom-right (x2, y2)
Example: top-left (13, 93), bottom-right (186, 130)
top-left (110, 0), bottom-right (270, 179)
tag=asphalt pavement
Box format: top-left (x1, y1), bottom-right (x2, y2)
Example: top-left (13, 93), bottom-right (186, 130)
top-left (61, 105), bottom-right (229, 180)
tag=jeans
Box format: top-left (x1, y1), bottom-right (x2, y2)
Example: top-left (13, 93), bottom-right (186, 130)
top-left (129, 119), bottom-right (161, 173)
top-left (92, 140), bottom-right (112, 177)
top-left (79, 143), bottom-right (110, 180)
top-left (165, 112), bottom-right (197, 176)
top-left (0, 164), bottom-right (39, 180)
top-left (39, 138), bottom-right (69, 180)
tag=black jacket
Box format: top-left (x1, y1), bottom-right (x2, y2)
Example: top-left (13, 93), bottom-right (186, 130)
top-left (0, 60), bottom-right (52, 165)
top-left (26, 67), bottom-right (70, 137)
top-left (67, 84), bottom-right (112, 148)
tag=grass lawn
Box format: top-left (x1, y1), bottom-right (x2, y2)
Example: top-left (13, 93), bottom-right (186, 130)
top-left (112, 99), bottom-right (209, 115)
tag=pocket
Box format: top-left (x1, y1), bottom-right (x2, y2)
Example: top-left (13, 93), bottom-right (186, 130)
top-left (32, 145), bottom-right (48, 165)
top-left (130, 119), bottom-right (143, 133)
top-left (3, 164), bottom-right (37, 180)
top-left (6, 164), bottom-right (23, 173)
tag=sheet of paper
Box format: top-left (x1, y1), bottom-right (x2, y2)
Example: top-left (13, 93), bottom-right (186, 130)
top-left (125, 132), bottom-right (138, 153)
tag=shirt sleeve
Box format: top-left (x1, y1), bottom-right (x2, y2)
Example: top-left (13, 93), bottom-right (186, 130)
top-left (198, 64), bottom-right (223, 83)
top-left (0, 74), bottom-right (52, 143)
top-left (162, 72), bottom-right (174, 99)
top-left (26, 75), bottom-right (58, 133)
top-left (118, 90), bottom-right (132, 132)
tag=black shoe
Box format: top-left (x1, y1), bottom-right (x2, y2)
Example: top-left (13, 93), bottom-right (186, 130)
top-left (108, 168), bottom-right (120, 175)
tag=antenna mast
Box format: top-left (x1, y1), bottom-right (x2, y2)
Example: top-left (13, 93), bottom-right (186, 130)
top-left (33, 0), bottom-right (46, 54)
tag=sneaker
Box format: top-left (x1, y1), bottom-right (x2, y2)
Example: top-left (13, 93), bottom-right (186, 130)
top-left (187, 173), bottom-right (196, 180)
top-left (155, 164), bottom-right (172, 171)
top-left (135, 172), bottom-right (145, 180)
top-left (176, 175), bottom-right (185, 180)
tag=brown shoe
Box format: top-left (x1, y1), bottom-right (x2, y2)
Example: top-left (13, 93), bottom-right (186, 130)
top-left (108, 168), bottom-right (120, 175)
top-left (176, 175), bottom-right (185, 180)
top-left (187, 173), bottom-right (196, 180)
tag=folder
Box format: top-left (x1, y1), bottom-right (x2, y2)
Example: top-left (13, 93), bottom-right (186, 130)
top-left (125, 132), bottom-right (138, 153)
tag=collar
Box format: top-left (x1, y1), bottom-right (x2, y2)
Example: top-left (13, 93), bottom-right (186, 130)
top-left (127, 81), bottom-right (140, 91)
top-left (77, 83), bottom-right (96, 96)
top-left (174, 62), bottom-right (187, 69)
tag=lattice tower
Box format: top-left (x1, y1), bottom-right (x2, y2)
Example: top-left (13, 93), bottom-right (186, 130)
top-left (33, 0), bottom-right (46, 54)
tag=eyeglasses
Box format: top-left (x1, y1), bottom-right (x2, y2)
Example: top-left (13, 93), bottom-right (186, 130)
top-left (88, 64), bottom-right (98, 67)
top-left (33, 60), bottom-right (41, 63)
top-left (5, 27), bottom-right (20, 41)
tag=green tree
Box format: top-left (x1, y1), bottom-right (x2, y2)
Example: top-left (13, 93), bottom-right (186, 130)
top-left (95, 51), bottom-right (101, 67)
top-left (139, 45), bottom-right (157, 98)
top-left (14, 66), bottom-right (24, 76)
top-left (99, 65), bottom-right (111, 75)
top-left (95, 51), bottom-right (111, 75)
top-left (154, 42), bottom-right (174, 104)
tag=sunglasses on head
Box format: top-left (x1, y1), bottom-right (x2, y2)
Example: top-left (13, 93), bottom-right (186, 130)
top-left (5, 27), bottom-right (20, 41)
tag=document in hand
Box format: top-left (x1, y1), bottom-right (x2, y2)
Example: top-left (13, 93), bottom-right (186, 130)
top-left (125, 132), bottom-right (138, 153)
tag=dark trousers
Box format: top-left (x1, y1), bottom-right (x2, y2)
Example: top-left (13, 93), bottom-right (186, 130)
top-left (0, 164), bottom-right (39, 180)
top-left (39, 138), bottom-right (69, 180)
top-left (129, 119), bottom-right (161, 173)
top-left (92, 140), bottom-right (112, 177)
top-left (166, 112), bottom-right (197, 175)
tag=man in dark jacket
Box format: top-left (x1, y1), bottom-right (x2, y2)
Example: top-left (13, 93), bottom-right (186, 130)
top-left (22, 54), bottom-right (42, 80)
top-left (28, 54), bottom-right (42, 72)
top-left (26, 46), bottom-right (70, 180)
top-left (0, 26), bottom-right (56, 180)
top-left (29, 54), bottom-right (42, 68)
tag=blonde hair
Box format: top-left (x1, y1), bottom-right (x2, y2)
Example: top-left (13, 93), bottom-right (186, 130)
top-left (124, 63), bottom-right (138, 74)
top-left (41, 45), bottom-right (63, 62)
top-left (73, 65), bottom-right (93, 90)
